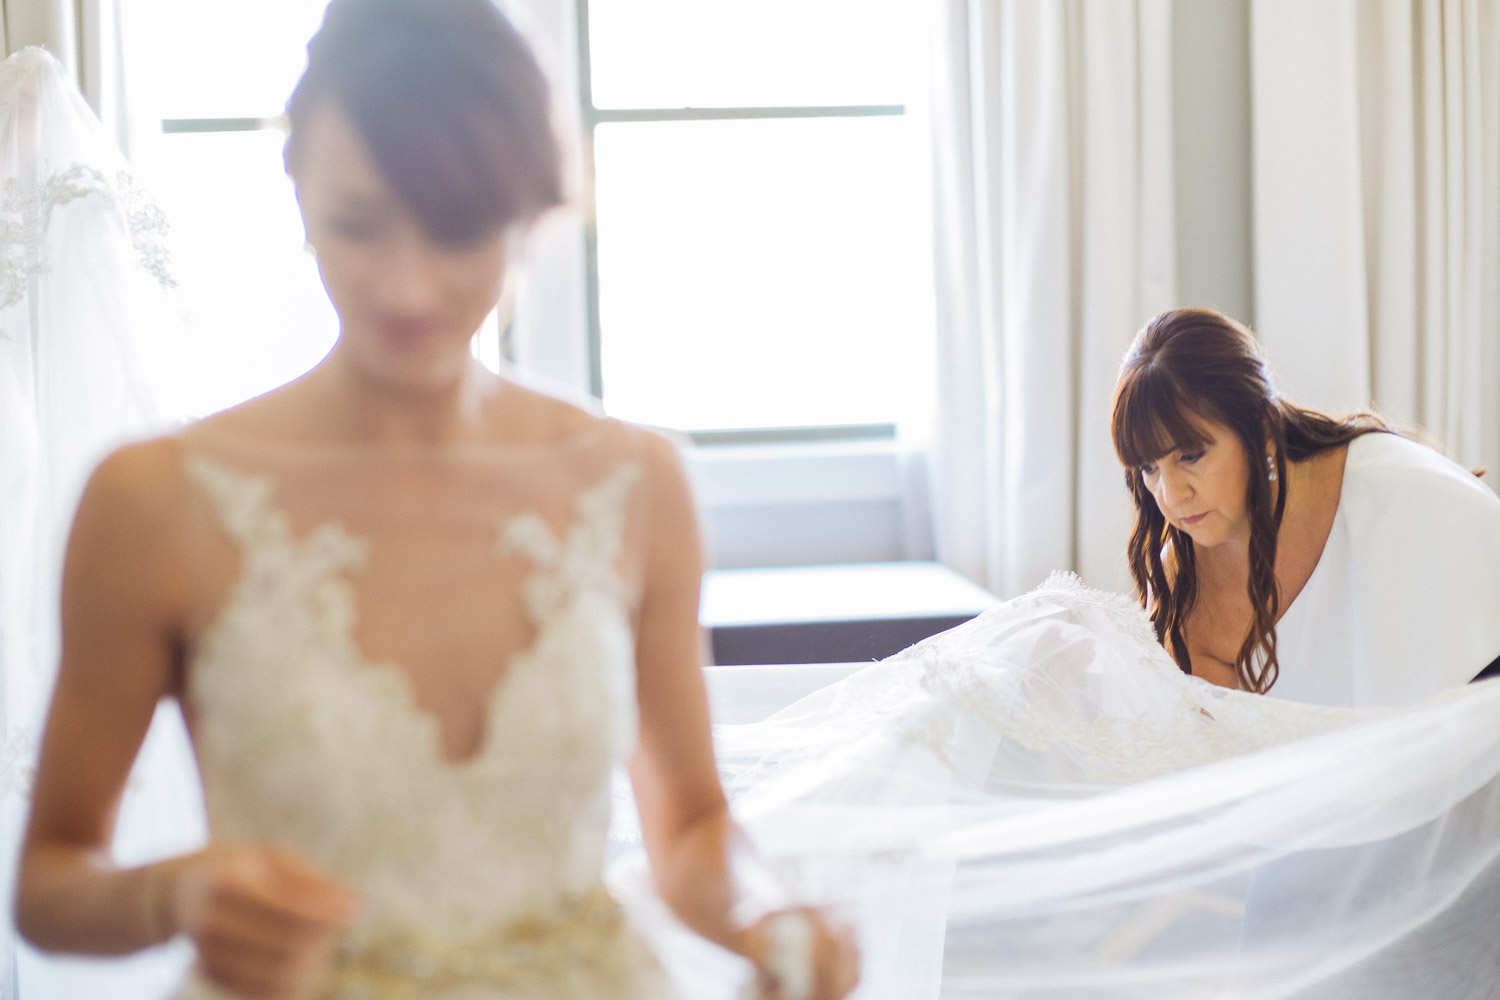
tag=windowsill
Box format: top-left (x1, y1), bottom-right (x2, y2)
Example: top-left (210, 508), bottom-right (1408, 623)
top-left (685, 437), bottom-right (902, 509)
top-left (700, 561), bottom-right (997, 664)
top-left (684, 437), bottom-right (919, 569)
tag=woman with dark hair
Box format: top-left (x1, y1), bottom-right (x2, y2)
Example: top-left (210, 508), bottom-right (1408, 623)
top-left (1112, 306), bottom-right (1500, 705)
top-left (11, 2), bottom-right (857, 998)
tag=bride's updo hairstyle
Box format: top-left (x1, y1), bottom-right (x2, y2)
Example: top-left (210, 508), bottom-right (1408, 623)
top-left (1111, 307), bottom-right (1388, 693)
top-left (283, 0), bottom-right (564, 242)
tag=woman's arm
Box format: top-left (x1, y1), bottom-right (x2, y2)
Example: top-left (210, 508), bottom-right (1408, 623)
top-left (15, 441), bottom-right (356, 1000)
top-left (16, 441), bottom-right (190, 952)
top-left (627, 430), bottom-right (858, 1000)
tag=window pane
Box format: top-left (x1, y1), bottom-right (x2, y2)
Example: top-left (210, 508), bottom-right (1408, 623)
top-left (587, 0), bottom-right (920, 108)
top-left (131, 0), bottom-right (330, 118)
top-left (132, 130), bottom-right (336, 417)
top-left (593, 117), bottom-right (932, 431)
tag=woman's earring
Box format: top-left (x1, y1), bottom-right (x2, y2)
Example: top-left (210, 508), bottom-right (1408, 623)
top-left (1267, 454), bottom-right (1277, 483)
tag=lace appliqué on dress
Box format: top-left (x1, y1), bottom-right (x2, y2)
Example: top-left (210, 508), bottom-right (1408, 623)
top-left (178, 454), bottom-right (666, 998)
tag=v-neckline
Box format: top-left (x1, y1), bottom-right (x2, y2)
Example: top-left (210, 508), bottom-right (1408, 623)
top-left (185, 453), bottom-right (640, 771)
top-left (188, 464), bottom-right (561, 772)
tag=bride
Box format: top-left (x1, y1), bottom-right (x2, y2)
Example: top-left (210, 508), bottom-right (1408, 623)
top-left (9, 2), bottom-right (856, 998)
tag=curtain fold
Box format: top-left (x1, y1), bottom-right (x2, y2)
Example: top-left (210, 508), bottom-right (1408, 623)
top-left (926, 0), bottom-right (1177, 598)
top-left (1252, 0), bottom-right (1500, 484)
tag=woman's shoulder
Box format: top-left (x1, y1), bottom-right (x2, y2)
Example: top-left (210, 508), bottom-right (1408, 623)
top-left (1343, 430), bottom-right (1493, 496)
top-left (86, 434), bottom-right (189, 502)
top-left (1338, 430), bottom-right (1500, 528)
top-left (70, 434), bottom-right (194, 555)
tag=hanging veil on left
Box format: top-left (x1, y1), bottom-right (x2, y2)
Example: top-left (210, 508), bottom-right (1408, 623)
top-left (1, 46), bottom-right (205, 998)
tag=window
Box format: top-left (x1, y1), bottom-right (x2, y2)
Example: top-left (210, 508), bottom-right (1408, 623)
top-left (580, 0), bottom-right (934, 438)
top-left (127, 0), bottom-right (335, 418)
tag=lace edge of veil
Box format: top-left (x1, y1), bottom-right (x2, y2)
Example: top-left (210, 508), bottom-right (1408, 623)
top-left (1, 46), bottom-right (177, 313)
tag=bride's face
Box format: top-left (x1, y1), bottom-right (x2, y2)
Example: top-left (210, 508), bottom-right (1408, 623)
top-left (293, 102), bottom-right (513, 389)
top-left (1138, 415), bottom-right (1254, 548)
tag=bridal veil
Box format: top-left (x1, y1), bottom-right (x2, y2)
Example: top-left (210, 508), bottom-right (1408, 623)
top-left (1, 46), bottom-right (203, 998)
top-left (619, 575), bottom-right (1500, 999)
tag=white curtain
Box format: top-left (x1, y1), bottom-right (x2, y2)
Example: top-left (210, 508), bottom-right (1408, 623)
top-left (926, 0), bottom-right (1178, 600)
top-left (1252, 0), bottom-right (1500, 484)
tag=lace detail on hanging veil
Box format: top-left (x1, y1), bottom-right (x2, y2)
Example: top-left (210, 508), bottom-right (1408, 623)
top-left (1, 45), bottom-right (203, 1000)
top-left (0, 49), bottom-right (175, 311)
top-left (1, 47), bottom-right (181, 800)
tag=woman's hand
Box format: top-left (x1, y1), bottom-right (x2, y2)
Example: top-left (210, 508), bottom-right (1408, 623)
top-left (156, 845), bottom-right (359, 1000)
top-left (741, 907), bottom-right (860, 1000)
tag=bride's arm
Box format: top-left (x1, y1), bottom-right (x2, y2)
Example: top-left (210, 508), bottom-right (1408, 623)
top-left (627, 430), bottom-right (858, 1000)
top-left (15, 441), bottom-right (356, 999)
top-left (15, 441), bottom-right (190, 953)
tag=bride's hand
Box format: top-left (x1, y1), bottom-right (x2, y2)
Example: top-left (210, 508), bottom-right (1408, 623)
top-left (742, 907), bottom-right (860, 1000)
top-left (152, 845), bottom-right (360, 1000)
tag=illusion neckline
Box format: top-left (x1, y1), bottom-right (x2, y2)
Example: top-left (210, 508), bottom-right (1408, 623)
top-left (176, 414), bottom-right (622, 467)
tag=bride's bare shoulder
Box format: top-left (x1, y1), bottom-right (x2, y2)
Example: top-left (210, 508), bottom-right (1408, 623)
top-left (488, 378), bottom-right (689, 478)
top-left (69, 435), bottom-right (193, 570)
top-left (488, 376), bottom-right (601, 440)
top-left (182, 377), bottom-right (321, 444)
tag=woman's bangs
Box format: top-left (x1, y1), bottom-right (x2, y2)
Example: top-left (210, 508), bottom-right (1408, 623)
top-left (1113, 372), bottom-right (1212, 469)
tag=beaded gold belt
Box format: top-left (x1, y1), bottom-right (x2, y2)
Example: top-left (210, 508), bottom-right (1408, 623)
top-left (314, 886), bottom-right (626, 999)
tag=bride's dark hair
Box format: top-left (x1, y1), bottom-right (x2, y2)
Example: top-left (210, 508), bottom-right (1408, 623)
top-left (283, 0), bottom-right (564, 242)
top-left (1111, 308), bottom-right (1388, 693)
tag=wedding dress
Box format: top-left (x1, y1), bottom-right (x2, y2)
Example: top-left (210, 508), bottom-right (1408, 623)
top-left (169, 420), bottom-right (676, 1000)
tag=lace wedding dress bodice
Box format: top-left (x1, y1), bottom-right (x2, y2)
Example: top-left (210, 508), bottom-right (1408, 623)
top-left (170, 420), bottom-right (673, 1000)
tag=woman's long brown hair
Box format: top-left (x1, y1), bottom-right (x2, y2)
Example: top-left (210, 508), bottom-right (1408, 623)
top-left (1111, 308), bottom-right (1388, 693)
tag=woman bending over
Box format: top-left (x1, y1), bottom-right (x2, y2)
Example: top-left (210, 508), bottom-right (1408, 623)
top-left (1112, 307), bottom-right (1500, 706)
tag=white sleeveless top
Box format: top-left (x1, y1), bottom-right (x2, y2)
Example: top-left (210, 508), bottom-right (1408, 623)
top-left (1270, 432), bottom-right (1500, 706)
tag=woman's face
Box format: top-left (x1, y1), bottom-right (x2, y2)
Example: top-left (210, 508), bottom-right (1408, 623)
top-left (293, 102), bottom-right (513, 390)
top-left (1138, 414), bottom-right (1256, 549)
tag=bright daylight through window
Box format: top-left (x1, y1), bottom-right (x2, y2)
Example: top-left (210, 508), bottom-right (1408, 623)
top-left (127, 0), bottom-right (933, 436)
